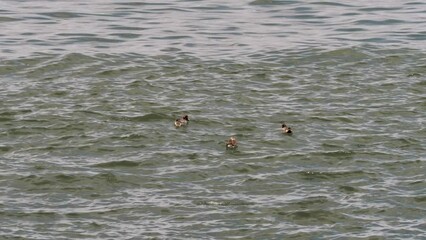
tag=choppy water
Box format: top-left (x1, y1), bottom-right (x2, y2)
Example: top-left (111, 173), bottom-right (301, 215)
top-left (1, 0), bottom-right (426, 239)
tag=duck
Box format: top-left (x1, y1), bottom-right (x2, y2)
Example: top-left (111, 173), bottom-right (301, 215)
top-left (281, 122), bottom-right (292, 134)
top-left (226, 136), bottom-right (238, 149)
top-left (174, 115), bottom-right (189, 127)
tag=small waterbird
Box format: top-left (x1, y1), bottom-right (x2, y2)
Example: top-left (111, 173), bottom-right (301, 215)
top-left (281, 122), bottom-right (292, 134)
top-left (174, 115), bottom-right (189, 127)
top-left (226, 136), bottom-right (238, 149)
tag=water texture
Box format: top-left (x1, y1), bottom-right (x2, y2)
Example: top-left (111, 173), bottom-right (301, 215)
top-left (1, 0), bottom-right (425, 239)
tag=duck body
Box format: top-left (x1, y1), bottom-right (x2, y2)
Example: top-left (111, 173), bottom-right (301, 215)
top-left (281, 123), bottom-right (292, 134)
top-left (175, 115), bottom-right (189, 127)
top-left (226, 136), bottom-right (238, 149)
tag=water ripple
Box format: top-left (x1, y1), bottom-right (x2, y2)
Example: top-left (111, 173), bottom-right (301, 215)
top-left (1, 1), bottom-right (425, 239)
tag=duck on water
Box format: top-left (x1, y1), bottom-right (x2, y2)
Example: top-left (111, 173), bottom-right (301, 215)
top-left (175, 115), bottom-right (189, 127)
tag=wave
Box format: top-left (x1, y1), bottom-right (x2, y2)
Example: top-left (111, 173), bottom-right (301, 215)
top-left (91, 160), bottom-right (140, 168)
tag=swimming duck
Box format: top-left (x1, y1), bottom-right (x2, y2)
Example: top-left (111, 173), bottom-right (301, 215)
top-left (226, 136), bottom-right (238, 149)
top-left (174, 115), bottom-right (189, 127)
top-left (281, 123), bottom-right (292, 134)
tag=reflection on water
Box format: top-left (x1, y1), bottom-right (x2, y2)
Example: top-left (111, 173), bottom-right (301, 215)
top-left (1, 0), bottom-right (425, 239)
top-left (1, 0), bottom-right (426, 59)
